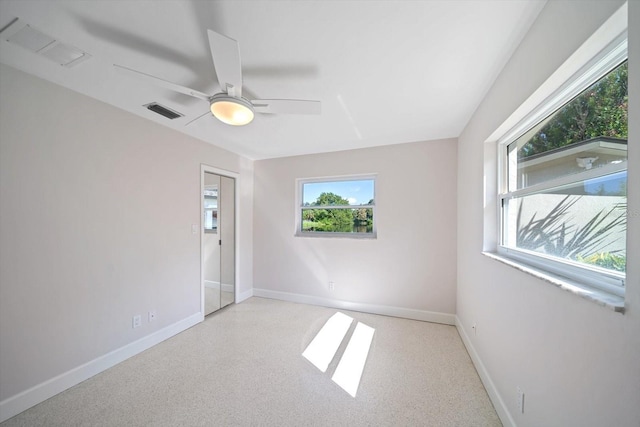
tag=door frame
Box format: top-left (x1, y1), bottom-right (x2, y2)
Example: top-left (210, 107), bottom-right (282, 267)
top-left (200, 164), bottom-right (239, 316)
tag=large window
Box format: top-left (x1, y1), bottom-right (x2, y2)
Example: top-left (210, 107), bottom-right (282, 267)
top-left (498, 52), bottom-right (627, 295)
top-left (297, 176), bottom-right (376, 237)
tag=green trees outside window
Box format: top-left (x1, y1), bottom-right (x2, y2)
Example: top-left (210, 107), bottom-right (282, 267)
top-left (302, 192), bottom-right (374, 233)
top-left (519, 61), bottom-right (627, 158)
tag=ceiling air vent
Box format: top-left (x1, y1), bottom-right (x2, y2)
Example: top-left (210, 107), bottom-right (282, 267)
top-left (144, 103), bottom-right (184, 120)
top-left (1, 18), bottom-right (91, 68)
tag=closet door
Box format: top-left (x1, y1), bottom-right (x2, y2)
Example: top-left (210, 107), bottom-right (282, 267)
top-left (203, 172), bottom-right (221, 316)
top-left (219, 175), bottom-right (235, 309)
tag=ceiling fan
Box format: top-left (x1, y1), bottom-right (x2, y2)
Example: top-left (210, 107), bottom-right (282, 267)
top-left (114, 30), bottom-right (320, 126)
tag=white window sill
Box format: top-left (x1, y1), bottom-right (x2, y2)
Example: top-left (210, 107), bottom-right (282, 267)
top-left (295, 232), bottom-right (377, 239)
top-left (482, 252), bottom-right (625, 313)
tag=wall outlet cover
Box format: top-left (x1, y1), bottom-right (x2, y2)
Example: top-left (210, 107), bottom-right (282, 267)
top-left (133, 315), bottom-right (142, 329)
top-left (517, 387), bottom-right (525, 413)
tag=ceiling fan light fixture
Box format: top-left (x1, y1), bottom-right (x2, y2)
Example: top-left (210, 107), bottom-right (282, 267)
top-left (210, 94), bottom-right (254, 126)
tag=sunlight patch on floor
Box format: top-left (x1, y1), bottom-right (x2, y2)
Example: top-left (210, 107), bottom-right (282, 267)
top-left (302, 312), bottom-right (353, 372)
top-left (331, 321), bottom-right (375, 397)
top-left (303, 312), bottom-right (375, 397)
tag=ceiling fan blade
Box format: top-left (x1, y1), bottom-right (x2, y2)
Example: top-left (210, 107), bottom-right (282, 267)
top-left (184, 110), bottom-right (212, 127)
top-left (207, 30), bottom-right (243, 98)
top-left (114, 64), bottom-right (211, 101)
top-left (251, 99), bottom-right (321, 115)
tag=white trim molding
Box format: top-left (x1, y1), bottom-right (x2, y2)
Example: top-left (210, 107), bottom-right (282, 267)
top-left (236, 288), bottom-right (254, 303)
top-left (200, 164), bottom-right (240, 314)
top-left (0, 312), bottom-right (203, 423)
top-left (455, 316), bottom-right (515, 427)
top-left (294, 173), bottom-right (378, 239)
top-left (252, 288), bottom-right (455, 325)
top-left (488, 3), bottom-right (628, 302)
top-left (204, 280), bottom-right (235, 293)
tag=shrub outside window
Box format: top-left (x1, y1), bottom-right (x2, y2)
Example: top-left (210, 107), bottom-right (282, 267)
top-left (498, 57), bottom-right (627, 295)
top-left (297, 176), bottom-right (376, 237)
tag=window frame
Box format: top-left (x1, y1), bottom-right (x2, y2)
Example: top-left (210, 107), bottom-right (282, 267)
top-left (496, 34), bottom-right (628, 296)
top-left (295, 174), bottom-right (377, 239)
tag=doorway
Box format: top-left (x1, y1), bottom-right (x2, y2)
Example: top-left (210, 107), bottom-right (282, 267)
top-left (202, 167), bottom-right (236, 316)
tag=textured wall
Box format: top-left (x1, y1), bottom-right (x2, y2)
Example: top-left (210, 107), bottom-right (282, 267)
top-left (253, 139), bottom-right (458, 315)
top-left (0, 64), bottom-right (254, 401)
top-left (457, 1), bottom-right (639, 426)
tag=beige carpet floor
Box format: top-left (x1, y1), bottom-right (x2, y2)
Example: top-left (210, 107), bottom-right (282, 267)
top-left (1, 297), bottom-right (501, 426)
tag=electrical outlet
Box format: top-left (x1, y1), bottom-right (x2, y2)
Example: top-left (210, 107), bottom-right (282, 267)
top-left (328, 281), bottom-right (335, 291)
top-left (148, 311), bottom-right (156, 322)
top-left (516, 387), bottom-right (525, 413)
top-left (472, 323), bottom-right (477, 335)
top-left (132, 315), bottom-right (142, 329)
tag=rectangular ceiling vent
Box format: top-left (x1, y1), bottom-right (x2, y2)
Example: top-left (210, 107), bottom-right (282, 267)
top-left (144, 103), bottom-right (184, 120)
top-left (0, 18), bottom-right (91, 68)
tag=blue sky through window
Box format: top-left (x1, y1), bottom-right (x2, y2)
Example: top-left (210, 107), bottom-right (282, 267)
top-left (584, 171), bottom-right (626, 196)
top-left (303, 180), bottom-right (374, 206)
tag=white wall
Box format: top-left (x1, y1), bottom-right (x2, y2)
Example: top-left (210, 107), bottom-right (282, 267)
top-left (253, 139), bottom-right (457, 320)
top-left (0, 64), bottom-right (253, 410)
top-left (457, 1), bottom-right (639, 426)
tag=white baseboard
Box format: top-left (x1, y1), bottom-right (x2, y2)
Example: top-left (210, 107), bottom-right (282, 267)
top-left (204, 280), bottom-right (220, 289)
top-left (252, 288), bottom-right (455, 325)
top-left (0, 312), bottom-right (203, 423)
top-left (455, 316), bottom-right (515, 427)
top-left (236, 287), bottom-right (253, 303)
top-left (204, 280), bottom-right (234, 293)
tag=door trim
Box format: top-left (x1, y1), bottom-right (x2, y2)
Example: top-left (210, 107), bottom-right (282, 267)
top-left (200, 164), bottom-right (239, 317)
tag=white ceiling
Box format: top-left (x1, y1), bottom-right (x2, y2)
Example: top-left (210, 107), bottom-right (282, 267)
top-left (0, 0), bottom-right (545, 160)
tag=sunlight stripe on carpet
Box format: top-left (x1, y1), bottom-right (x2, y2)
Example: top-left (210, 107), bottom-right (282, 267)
top-left (302, 312), bottom-right (353, 372)
top-left (331, 321), bottom-right (375, 397)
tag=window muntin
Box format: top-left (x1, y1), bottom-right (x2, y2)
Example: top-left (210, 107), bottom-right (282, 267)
top-left (298, 178), bottom-right (375, 236)
top-left (499, 59), bottom-right (627, 290)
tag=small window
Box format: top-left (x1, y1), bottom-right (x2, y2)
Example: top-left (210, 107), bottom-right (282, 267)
top-left (297, 176), bottom-right (376, 237)
top-left (499, 58), bottom-right (627, 295)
